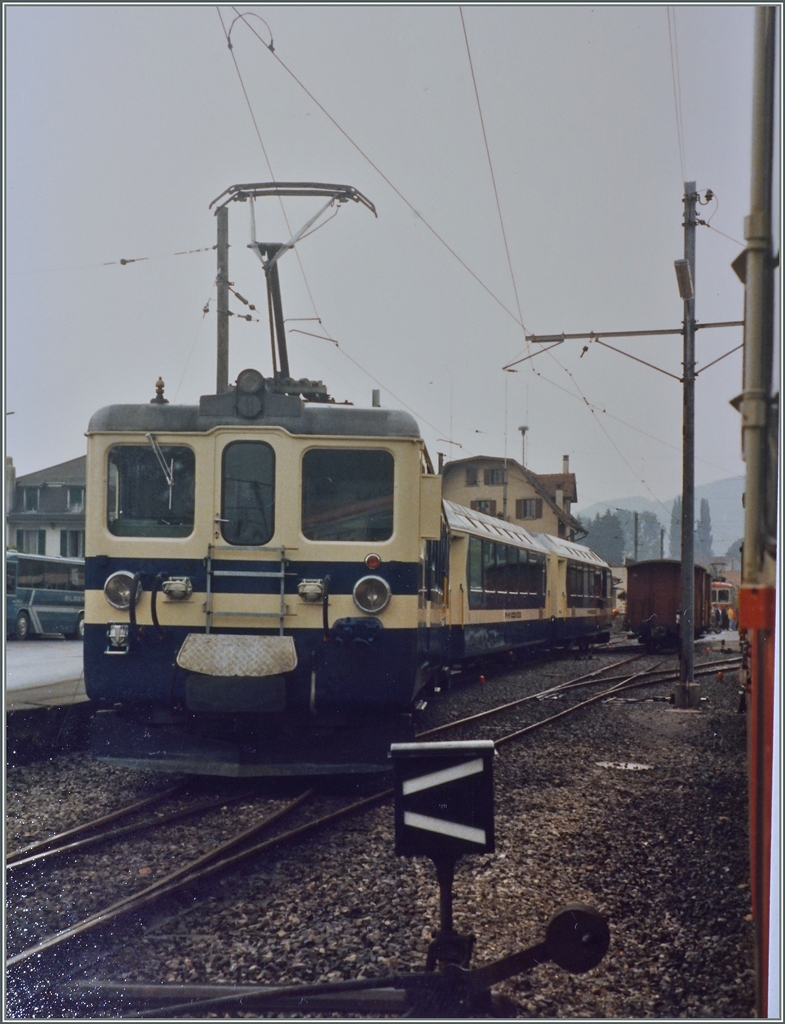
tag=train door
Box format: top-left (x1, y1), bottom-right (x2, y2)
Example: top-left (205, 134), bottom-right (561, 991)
top-left (208, 436), bottom-right (282, 635)
top-left (552, 556), bottom-right (568, 619)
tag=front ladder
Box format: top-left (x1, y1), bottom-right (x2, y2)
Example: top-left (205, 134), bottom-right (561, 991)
top-left (204, 544), bottom-right (287, 635)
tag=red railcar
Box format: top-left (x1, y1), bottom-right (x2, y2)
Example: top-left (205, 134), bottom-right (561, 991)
top-left (625, 559), bottom-right (711, 649)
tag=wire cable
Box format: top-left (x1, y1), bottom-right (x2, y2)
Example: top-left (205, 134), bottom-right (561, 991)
top-left (229, 6), bottom-right (525, 332)
top-left (460, 7), bottom-right (531, 359)
top-left (666, 7), bottom-right (687, 183)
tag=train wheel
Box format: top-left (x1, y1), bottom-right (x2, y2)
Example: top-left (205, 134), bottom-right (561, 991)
top-left (15, 612), bottom-right (30, 641)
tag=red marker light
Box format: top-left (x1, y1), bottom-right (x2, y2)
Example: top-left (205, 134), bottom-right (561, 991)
top-left (365, 553), bottom-right (381, 570)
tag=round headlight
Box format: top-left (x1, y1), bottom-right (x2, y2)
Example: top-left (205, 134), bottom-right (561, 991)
top-left (104, 571), bottom-right (141, 610)
top-left (353, 575), bottom-right (391, 614)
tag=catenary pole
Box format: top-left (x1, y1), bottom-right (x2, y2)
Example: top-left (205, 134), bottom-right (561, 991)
top-left (216, 205), bottom-right (230, 394)
top-left (675, 183), bottom-right (699, 708)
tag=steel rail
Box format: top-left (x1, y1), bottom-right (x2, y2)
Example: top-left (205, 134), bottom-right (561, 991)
top-left (417, 653), bottom-right (649, 739)
top-left (7, 789), bottom-right (255, 872)
top-left (8, 786), bottom-right (395, 969)
top-left (6, 783), bottom-right (186, 865)
top-left (496, 658), bottom-right (741, 747)
top-left (7, 789), bottom-right (315, 968)
top-left (420, 655), bottom-right (740, 742)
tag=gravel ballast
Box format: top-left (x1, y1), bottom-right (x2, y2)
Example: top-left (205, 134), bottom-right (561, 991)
top-left (6, 645), bottom-right (755, 1018)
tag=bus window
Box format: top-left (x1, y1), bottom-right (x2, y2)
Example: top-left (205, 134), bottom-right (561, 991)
top-left (17, 559), bottom-right (44, 588)
top-left (107, 445), bottom-right (195, 537)
top-left (6, 561), bottom-right (17, 595)
top-left (302, 449), bottom-right (393, 541)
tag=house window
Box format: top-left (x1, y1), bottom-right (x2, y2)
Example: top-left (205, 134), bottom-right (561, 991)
top-left (67, 487), bottom-right (84, 512)
top-left (470, 499), bottom-right (497, 516)
top-left (465, 467), bottom-right (479, 486)
top-left (22, 488), bottom-right (39, 511)
top-left (60, 530), bottom-right (85, 557)
top-left (483, 468), bottom-right (506, 486)
top-left (516, 498), bottom-right (542, 519)
top-left (16, 529), bottom-right (46, 555)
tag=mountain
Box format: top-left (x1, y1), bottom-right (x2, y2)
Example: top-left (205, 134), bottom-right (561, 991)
top-left (575, 476), bottom-right (744, 557)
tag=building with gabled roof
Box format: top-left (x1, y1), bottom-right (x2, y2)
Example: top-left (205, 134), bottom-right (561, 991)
top-left (441, 454), bottom-right (585, 540)
top-left (6, 455), bottom-right (86, 557)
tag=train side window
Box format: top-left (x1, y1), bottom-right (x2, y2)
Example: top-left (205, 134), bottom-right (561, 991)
top-left (302, 449), bottom-right (393, 542)
top-left (221, 442), bottom-right (275, 546)
top-left (107, 445), bottom-right (195, 537)
top-left (467, 536), bottom-right (484, 608)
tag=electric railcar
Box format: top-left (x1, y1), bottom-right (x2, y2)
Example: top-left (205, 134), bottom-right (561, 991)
top-left (83, 181), bottom-right (612, 776)
top-left (83, 399), bottom-right (613, 776)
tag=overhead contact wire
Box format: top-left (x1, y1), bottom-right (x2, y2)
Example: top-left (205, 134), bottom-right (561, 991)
top-left (217, 6), bottom-right (462, 448)
top-left (230, 6), bottom-right (525, 332)
top-left (460, 7), bottom-right (531, 359)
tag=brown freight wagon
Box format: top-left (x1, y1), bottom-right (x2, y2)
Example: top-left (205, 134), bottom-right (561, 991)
top-left (625, 559), bottom-right (712, 649)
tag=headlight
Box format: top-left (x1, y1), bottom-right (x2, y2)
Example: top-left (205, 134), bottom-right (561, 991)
top-left (104, 571), bottom-right (141, 610)
top-left (353, 575), bottom-right (391, 614)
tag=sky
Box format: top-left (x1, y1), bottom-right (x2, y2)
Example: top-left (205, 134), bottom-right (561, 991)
top-left (5, 4), bottom-right (774, 521)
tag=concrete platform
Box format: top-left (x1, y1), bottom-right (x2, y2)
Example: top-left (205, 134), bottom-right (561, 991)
top-left (6, 639), bottom-right (87, 711)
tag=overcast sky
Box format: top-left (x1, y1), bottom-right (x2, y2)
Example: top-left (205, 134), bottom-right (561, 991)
top-left (5, 4), bottom-right (773, 518)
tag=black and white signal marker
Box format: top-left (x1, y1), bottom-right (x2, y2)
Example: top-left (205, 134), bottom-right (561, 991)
top-left (390, 741), bottom-right (495, 859)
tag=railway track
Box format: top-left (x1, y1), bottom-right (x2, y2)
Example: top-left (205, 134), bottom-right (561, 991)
top-left (7, 648), bottom-right (740, 995)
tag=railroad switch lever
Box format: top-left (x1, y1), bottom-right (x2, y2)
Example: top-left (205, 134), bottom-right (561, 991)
top-left (408, 904), bottom-right (610, 1018)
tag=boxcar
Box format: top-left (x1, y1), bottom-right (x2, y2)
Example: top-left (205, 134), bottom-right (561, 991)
top-left (625, 558), bottom-right (711, 649)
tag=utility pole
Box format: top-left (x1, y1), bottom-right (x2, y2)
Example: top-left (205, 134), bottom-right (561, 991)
top-left (633, 511), bottom-right (639, 561)
top-left (503, 189), bottom-right (744, 710)
top-left (674, 183), bottom-right (699, 709)
top-left (216, 205), bottom-right (230, 394)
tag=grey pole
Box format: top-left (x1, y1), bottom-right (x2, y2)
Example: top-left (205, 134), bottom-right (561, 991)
top-left (633, 512), bottom-right (639, 561)
top-left (741, 6), bottom-right (776, 590)
top-left (216, 205), bottom-right (230, 394)
top-left (675, 183), bottom-right (699, 708)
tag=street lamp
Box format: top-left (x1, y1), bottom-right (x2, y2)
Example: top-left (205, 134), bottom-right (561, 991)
top-left (518, 426), bottom-right (528, 467)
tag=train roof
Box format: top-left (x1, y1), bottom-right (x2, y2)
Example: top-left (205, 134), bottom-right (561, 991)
top-left (443, 501), bottom-right (610, 567)
top-left (87, 399), bottom-right (421, 439)
top-left (532, 533), bottom-right (610, 567)
top-left (443, 501), bottom-right (548, 552)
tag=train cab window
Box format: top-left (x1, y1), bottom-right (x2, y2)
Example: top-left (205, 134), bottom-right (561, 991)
top-left (108, 445), bottom-right (195, 537)
top-left (302, 449), bottom-right (393, 542)
top-left (221, 441), bottom-right (275, 546)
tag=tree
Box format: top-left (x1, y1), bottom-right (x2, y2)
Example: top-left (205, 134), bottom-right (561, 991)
top-left (638, 511), bottom-right (664, 559)
top-left (696, 498), bottom-right (714, 560)
top-left (669, 496), bottom-right (682, 558)
top-left (725, 537), bottom-right (743, 572)
top-left (579, 509), bottom-right (625, 565)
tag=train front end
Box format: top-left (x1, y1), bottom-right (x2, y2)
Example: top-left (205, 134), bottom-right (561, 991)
top-left (84, 378), bottom-right (442, 775)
